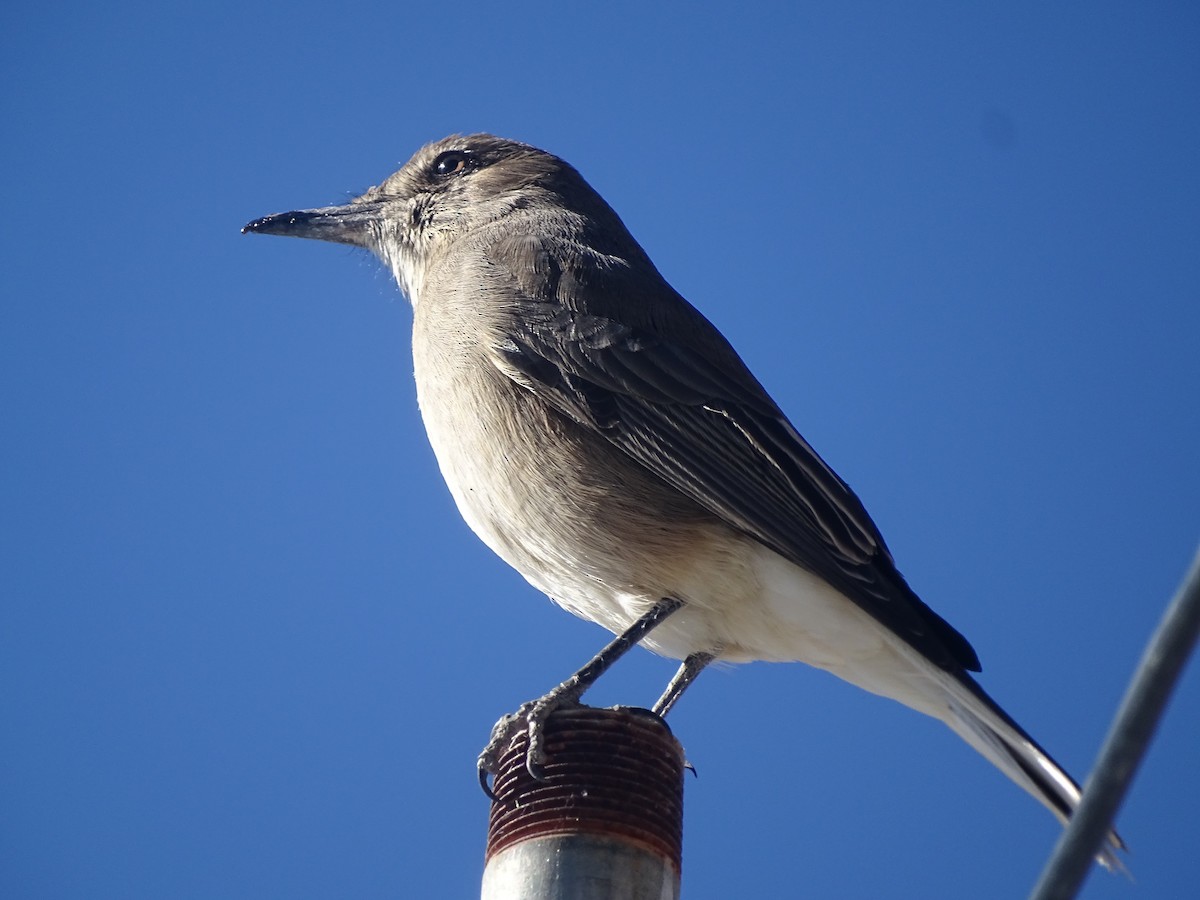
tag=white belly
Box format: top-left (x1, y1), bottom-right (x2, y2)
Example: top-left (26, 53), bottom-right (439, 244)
top-left (412, 326), bottom-right (942, 719)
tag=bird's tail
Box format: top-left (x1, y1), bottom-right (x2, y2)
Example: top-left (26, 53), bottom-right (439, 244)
top-left (939, 671), bottom-right (1127, 871)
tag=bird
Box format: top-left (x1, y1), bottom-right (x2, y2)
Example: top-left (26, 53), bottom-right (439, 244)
top-left (243, 133), bottom-right (1123, 867)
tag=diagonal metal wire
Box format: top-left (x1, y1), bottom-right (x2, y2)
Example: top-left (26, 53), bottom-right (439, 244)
top-left (1030, 545), bottom-right (1200, 900)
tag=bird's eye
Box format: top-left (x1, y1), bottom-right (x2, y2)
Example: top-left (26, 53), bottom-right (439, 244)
top-left (432, 150), bottom-right (471, 178)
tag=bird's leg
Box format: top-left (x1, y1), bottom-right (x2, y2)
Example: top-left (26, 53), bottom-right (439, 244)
top-left (653, 650), bottom-right (717, 718)
top-left (478, 596), bottom-right (684, 795)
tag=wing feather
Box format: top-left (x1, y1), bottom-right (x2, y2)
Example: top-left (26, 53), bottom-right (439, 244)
top-left (486, 235), bottom-right (981, 672)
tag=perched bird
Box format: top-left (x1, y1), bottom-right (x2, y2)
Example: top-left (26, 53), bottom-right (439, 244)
top-left (244, 134), bottom-right (1122, 866)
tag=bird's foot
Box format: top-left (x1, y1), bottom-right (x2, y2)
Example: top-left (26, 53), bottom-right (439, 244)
top-left (477, 691), bottom-right (585, 798)
top-left (476, 599), bottom-right (688, 799)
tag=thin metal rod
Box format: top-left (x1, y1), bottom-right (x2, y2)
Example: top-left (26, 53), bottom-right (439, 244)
top-left (1030, 545), bottom-right (1200, 900)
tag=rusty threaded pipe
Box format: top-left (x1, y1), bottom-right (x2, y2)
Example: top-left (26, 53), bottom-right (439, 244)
top-left (481, 706), bottom-right (685, 899)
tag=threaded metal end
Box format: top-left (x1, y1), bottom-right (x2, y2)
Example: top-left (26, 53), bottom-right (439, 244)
top-left (485, 706), bottom-right (685, 870)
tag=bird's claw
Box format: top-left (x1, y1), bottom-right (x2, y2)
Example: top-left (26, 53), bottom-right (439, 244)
top-left (476, 705), bottom-right (532, 798)
top-left (477, 695), bottom-right (584, 798)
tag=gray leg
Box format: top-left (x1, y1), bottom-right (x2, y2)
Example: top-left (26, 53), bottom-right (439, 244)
top-left (479, 596), bottom-right (685, 794)
top-left (653, 650), bottom-right (716, 717)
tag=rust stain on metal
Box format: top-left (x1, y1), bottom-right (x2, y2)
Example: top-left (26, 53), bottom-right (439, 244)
top-left (485, 707), bottom-right (686, 869)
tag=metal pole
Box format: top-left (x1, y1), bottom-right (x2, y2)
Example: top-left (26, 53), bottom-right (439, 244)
top-left (481, 706), bottom-right (685, 900)
top-left (1030, 546), bottom-right (1200, 899)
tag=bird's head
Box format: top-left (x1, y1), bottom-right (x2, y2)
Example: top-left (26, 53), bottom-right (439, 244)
top-left (242, 134), bottom-right (619, 306)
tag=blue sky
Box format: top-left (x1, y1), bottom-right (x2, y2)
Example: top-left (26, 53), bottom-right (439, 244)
top-left (3, 3), bottom-right (1198, 897)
